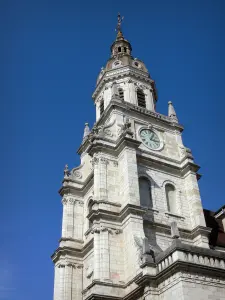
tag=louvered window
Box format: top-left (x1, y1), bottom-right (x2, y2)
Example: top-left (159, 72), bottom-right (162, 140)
top-left (100, 100), bottom-right (104, 115)
top-left (118, 88), bottom-right (124, 101)
top-left (137, 89), bottom-right (146, 108)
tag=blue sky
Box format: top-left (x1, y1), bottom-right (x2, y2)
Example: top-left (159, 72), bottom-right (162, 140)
top-left (1, 0), bottom-right (225, 299)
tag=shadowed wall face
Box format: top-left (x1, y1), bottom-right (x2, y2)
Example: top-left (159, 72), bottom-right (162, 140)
top-left (139, 177), bottom-right (152, 208)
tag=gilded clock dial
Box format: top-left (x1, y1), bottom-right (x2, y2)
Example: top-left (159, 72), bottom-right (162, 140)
top-left (140, 129), bottom-right (160, 150)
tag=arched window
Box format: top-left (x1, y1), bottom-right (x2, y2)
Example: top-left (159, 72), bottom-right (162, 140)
top-left (137, 89), bottom-right (146, 108)
top-left (165, 184), bottom-right (176, 213)
top-left (139, 177), bottom-right (153, 208)
top-left (118, 47), bottom-right (121, 53)
top-left (100, 100), bottom-right (104, 116)
top-left (118, 88), bottom-right (124, 101)
top-left (124, 47), bottom-right (127, 53)
top-left (88, 200), bottom-right (94, 228)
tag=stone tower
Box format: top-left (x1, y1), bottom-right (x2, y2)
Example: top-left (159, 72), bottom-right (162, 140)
top-left (52, 14), bottom-right (225, 300)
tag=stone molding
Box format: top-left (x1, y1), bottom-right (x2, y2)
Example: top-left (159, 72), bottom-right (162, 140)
top-left (61, 197), bottom-right (84, 206)
top-left (91, 226), bottom-right (122, 235)
top-left (92, 66), bottom-right (154, 100)
top-left (165, 211), bottom-right (185, 221)
top-left (56, 262), bottom-right (83, 269)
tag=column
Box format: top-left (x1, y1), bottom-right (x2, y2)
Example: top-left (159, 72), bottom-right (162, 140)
top-left (73, 201), bottom-right (84, 240)
top-left (93, 229), bottom-right (100, 280)
top-left (104, 86), bottom-right (111, 108)
top-left (96, 100), bottom-right (100, 121)
top-left (60, 263), bottom-right (83, 300)
top-left (145, 88), bottom-right (155, 111)
top-left (100, 228), bottom-right (110, 280)
top-left (61, 198), bottom-right (68, 238)
top-left (92, 157), bottom-right (100, 200)
top-left (99, 157), bottom-right (108, 201)
top-left (59, 264), bottom-right (65, 300)
top-left (73, 265), bottom-right (83, 300)
top-left (64, 264), bottom-right (72, 300)
top-left (123, 81), bottom-right (129, 103)
top-left (185, 172), bottom-right (206, 228)
top-left (67, 198), bottom-right (75, 238)
top-left (127, 80), bottom-right (136, 105)
top-left (93, 156), bottom-right (108, 201)
top-left (53, 265), bottom-right (60, 300)
top-left (118, 148), bottom-right (140, 206)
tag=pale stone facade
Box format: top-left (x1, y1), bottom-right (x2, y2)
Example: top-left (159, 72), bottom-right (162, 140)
top-left (52, 19), bottom-right (225, 300)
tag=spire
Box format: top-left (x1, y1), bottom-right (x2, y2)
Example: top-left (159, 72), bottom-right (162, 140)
top-left (83, 123), bottom-right (90, 141)
top-left (168, 101), bottom-right (178, 123)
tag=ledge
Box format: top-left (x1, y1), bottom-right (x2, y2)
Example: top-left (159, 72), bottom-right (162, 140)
top-left (142, 207), bottom-right (159, 214)
top-left (165, 211), bottom-right (185, 220)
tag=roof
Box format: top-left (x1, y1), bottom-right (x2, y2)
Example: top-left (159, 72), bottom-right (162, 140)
top-left (203, 207), bottom-right (225, 248)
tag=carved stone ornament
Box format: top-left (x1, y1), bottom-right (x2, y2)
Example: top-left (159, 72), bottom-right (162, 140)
top-left (179, 145), bottom-right (186, 158)
top-left (73, 170), bottom-right (82, 179)
top-left (61, 197), bottom-right (83, 206)
top-left (61, 198), bottom-right (68, 205)
top-left (57, 262), bottom-right (83, 269)
top-left (119, 117), bottom-right (133, 138)
top-left (99, 157), bottom-right (109, 164)
top-left (85, 264), bottom-right (93, 278)
top-left (91, 226), bottom-right (122, 235)
top-left (64, 164), bottom-right (70, 177)
top-left (91, 157), bottom-right (99, 166)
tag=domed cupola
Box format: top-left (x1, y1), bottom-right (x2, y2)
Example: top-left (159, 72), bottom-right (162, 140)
top-left (110, 13), bottom-right (132, 58)
top-left (93, 13), bottom-right (158, 120)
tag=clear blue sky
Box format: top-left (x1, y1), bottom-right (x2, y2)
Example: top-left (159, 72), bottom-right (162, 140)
top-left (1, 0), bottom-right (225, 299)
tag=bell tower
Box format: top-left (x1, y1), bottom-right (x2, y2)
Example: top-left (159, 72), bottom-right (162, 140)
top-left (52, 14), bottom-right (225, 300)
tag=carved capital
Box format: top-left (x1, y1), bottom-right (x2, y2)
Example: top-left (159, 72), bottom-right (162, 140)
top-left (99, 157), bottom-right (109, 165)
top-left (68, 197), bottom-right (76, 205)
top-left (113, 160), bottom-right (118, 167)
top-left (91, 228), bottom-right (100, 234)
top-left (61, 198), bottom-right (68, 205)
top-left (91, 157), bottom-right (99, 166)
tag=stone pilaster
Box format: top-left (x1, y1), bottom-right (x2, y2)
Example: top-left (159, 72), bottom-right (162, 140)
top-left (54, 263), bottom-right (83, 300)
top-left (61, 196), bottom-right (84, 240)
top-left (127, 80), bottom-right (136, 105)
top-left (93, 156), bottom-right (108, 201)
top-left (104, 85), bottom-right (112, 108)
top-left (145, 88), bottom-right (155, 111)
top-left (100, 228), bottom-right (110, 280)
top-left (185, 172), bottom-right (206, 229)
top-left (118, 147), bottom-right (140, 206)
top-left (64, 264), bottom-right (73, 300)
top-left (99, 157), bottom-right (108, 200)
top-left (53, 264), bottom-right (60, 300)
top-left (59, 264), bottom-right (65, 300)
top-left (93, 229), bottom-right (100, 280)
top-left (61, 198), bottom-right (68, 238)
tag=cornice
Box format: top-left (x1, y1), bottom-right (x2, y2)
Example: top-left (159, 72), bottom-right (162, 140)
top-left (92, 66), bottom-right (155, 100)
top-left (51, 238), bottom-right (94, 263)
top-left (137, 153), bottom-right (200, 178)
top-left (59, 172), bottom-right (94, 197)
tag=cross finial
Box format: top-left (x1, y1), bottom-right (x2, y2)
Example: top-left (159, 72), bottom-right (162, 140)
top-left (116, 12), bottom-right (124, 33)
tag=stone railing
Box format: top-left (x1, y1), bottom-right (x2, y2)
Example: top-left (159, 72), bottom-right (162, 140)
top-left (143, 240), bottom-right (225, 275)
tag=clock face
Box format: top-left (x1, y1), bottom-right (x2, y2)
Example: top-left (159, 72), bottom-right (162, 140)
top-left (140, 129), bottom-right (160, 150)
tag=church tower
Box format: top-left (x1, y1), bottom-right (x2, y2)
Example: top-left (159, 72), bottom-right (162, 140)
top-left (52, 14), bottom-right (225, 300)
